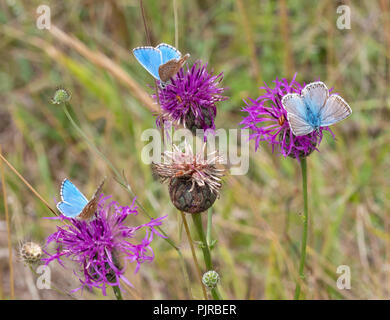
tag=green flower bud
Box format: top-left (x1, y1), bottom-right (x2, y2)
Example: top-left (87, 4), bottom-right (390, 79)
top-left (202, 270), bottom-right (220, 289)
top-left (51, 88), bottom-right (71, 104)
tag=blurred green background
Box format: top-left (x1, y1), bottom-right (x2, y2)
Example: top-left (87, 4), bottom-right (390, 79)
top-left (0, 0), bottom-right (389, 299)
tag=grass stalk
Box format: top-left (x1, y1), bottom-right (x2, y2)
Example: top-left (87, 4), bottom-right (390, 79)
top-left (0, 145), bottom-right (15, 299)
top-left (0, 151), bottom-right (57, 217)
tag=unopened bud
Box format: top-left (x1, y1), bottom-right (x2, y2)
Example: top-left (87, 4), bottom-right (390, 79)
top-left (202, 270), bottom-right (220, 289)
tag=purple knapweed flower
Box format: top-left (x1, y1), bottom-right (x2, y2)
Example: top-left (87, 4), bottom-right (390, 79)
top-left (240, 74), bottom-right (334, 159)
top-left (155, 61), bottom-right (228, 135)
top-left (44, 195), bottom-right (166, 296)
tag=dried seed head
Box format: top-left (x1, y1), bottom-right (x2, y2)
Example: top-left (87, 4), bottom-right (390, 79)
top-left (152, 141), bottom-right (225, 214)
top-left (169, 177), bottom-right (217, 213)
top-left (202, 270), bottom-right (220, 289)
top-left (19, 241), bottom-right (43, 265)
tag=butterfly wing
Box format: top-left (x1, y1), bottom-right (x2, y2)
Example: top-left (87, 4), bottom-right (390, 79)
top-left (320, 94), bottom-right (352, 127)
top-left (286, 113), bottom-right (315, 136)
top-left (132, 47), bottom-right (162, 80)
top-left (282, 93), bottom-right (315, 136)
top-left (57, 179), bottom-right (88, 218)
top-left (301, 81), bottom-right (329, 115)
top-left (282, 93), bottom-right (307, 119)
top-left (156, 43), bottom-right (181, 64)
top-left (78, 178), bottom-right (105, 220)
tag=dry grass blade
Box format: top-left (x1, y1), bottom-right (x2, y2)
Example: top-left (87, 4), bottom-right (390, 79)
top-left (0, 145), bottom-right (15, 299)
top-left (0, 152), bottom-right (57, 217)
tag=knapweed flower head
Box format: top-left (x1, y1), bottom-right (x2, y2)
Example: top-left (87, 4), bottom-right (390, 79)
top-left (155, 61), bottom-right (228, 135)
top-left (240, 75), bottom-right (333, 159)
top-left (44, 195), bottom-right (166, 296)
top-left (152, 140), bottom-right (225, 214)
top-left (19, 241), bottom-right (43, 265)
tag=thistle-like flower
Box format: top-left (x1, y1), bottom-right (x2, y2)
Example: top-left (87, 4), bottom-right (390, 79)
top-left (240, 75), bottom-right (334, 159)
top-left (155, 61), bottom-right (228, 135)
top-left (152, 141), bottom-right (225, 214)
top-left (44, 195), bottom-right (166, 296)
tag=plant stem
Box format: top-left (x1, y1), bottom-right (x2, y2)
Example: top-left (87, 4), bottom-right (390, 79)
top-left (0, 145), bottom-right (15, 299)
top-left (206, 208), bottom-right (212, 246)
top-left (112, 285), bottom-right (123, 300)
top-left (180, 211), bottom-right (208, 299)
top-left (294, 157), bottom-right (308, 300)
top-left (191, 213), bottom-right (222, 300)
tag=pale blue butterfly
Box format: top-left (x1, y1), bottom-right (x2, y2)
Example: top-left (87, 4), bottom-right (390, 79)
top-left (56, 178), bottom-right (105, 220)
top-left (281, 81), bottom-right (352, 136)
top-left (132, 43), bottom-right (190, 84)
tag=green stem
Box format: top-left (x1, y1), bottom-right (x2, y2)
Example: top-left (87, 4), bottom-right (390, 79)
top-left (206, 208), bottom-right (212, 246)
top-left (112, 286), bottom-right (123, 300)
top-left (192, 213), bottom-right (222, 300)
top-left (294, 157), bottom-right (308, 300)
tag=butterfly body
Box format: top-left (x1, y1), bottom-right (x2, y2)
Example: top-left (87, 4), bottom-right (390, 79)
top-left (303, 102), bottom-right (321, 129)
top-left (56, 178), bottom-right (105, 220)
top-left (133, 43), bottom-right (189, 85)
top-left (281, 81), bottom-right (352, 136)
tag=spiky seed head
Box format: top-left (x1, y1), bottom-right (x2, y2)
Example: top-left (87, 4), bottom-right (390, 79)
top-left (20, 241), bottom-right (43, 265)
top-left (202, 270), bottom-right (220, 289)
top-left (169, 176), bottom-right (217, 214)
top-left (152, 141), bottom-right (225, 214)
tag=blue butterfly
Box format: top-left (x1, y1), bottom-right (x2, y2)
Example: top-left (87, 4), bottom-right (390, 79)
top-left (281, 81), bottom-right (352, 136)
top-left (132, 43), bottom-right (190, 84)
top-left (56, 178), bottom-right (105, 220)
